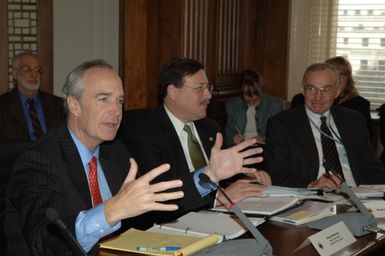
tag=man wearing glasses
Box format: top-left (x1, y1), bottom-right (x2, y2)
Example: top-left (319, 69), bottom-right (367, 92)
top-left (118, 57), bottom-right (270, 229)
top-left (0, 51), bottom-right (64, 141)
top-left (264, 63), bottom-right (385, 189)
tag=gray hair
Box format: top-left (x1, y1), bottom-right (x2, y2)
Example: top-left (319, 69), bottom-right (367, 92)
top-left (62, 59), bottom-right (113, 110)
top-left (12, 51), bottom-right (39, 69)
top-left (302, 63), bottom-right (340, 88)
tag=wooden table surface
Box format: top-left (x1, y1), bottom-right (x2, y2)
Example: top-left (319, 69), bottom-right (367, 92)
top-left (99, 219), bottom-right (385, 256)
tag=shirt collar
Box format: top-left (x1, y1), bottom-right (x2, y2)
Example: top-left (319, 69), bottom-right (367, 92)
top-left (164, 104), bottom-right (191, 135)
top-left (305, 106), bottom-right (331, 126)
top-left (18, 90), bottom-right (40, 105)
top-left (67, 124), bottom-right (100, 166)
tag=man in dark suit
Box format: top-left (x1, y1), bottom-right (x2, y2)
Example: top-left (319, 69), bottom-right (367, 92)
top-left (5, 60), bottom-right (185, 255)
top-left (0, 51), bottom-right (65, 141)
top-left (118, 58), bottom-right (270, 227)
top-left (265, 63), bottom-right (385, 188)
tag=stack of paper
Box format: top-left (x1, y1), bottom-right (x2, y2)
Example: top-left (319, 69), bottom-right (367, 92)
top-left (100, 228), bottom-right (221, 256)
top-left (148, 211), bottom-right (265, 239)
top-left (270, 201), bottom-right (336, 225)
top-left (212, 196), bottom-right (300, 216)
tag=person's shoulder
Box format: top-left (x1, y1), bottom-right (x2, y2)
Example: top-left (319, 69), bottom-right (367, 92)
top-left (17, 124), bottom-right (64, 161)
top-left (39, 90), bottom-right (64, 103)
top-left (349, 95), bottom-right (370, 106)
top-left (196, 116), bottom-right (222, 133)
top-left (332, 105), bottom-right (364, 118)
top-left (0, 90), bottom-right (17, 104)
top-left (261, 93), bottom-right (285, 108)
top-left (226, 96), bottom-right (244, 107)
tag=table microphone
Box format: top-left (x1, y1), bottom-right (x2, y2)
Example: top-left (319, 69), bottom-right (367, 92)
top-left (45, 207), bottom-right (88, 256)
top-left (199, 173), bottom-right (272, 255)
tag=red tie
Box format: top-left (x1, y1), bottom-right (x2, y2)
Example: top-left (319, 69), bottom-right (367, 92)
top-left (88, 157), bottom-right (103, 206)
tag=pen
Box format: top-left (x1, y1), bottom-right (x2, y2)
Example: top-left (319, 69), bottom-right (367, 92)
top-left (250, 180), bottom-right (265, 186)
top-left (235, 125), bottom-right (241, 134)
top-left (136, 246), bottom-right (182, 251)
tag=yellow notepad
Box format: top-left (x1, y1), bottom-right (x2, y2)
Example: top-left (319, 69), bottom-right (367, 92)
top-left (100, 228), bottom-right (221, 256)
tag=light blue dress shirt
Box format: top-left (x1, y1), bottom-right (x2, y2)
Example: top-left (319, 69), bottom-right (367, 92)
top-left (68, 126), bottom-right (121, 252)
top-left (18, 91), bottom-right (47, 140)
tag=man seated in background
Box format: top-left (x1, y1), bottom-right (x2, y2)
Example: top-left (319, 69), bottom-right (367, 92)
top-left (264, 63), bottom-right (385, 189)
top-left (0, 51), bottom-right (65, 141)
top-left (5, 60), bottom-right (186, 255)
top-left (225, 69), bottom-right (285, 147)
top-left (118, 57), bottom-right (270, 228)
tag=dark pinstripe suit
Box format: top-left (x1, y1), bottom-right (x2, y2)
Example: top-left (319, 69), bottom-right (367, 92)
top-left (118, 106), bottom-right (221, 229)
top-left (5, 123), bottom-right (130, 255)
top-left (0, 89), bottom-right (65, 141)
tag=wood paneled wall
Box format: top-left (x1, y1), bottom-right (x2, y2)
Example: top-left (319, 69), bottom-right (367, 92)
top-left (121, 0), bottom-right (290, 125)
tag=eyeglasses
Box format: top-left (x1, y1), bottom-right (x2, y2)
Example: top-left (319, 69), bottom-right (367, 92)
top-left (184, 84), bottom-right (214, 93)
top-left (304, 85), bottom-right (335, 96)
top-left (18, 65), bottom-right (43, 74)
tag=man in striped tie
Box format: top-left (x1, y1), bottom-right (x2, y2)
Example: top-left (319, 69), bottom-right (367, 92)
top-left (265, 63), bottom-right (385, 189)
top-left (0, 51), bottom-right (65, 141)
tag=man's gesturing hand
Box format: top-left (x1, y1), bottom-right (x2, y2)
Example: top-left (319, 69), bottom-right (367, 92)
top-left (205, 133), bottom-right (263, 183)
top-left (105, 158), bottom-right (184, 226)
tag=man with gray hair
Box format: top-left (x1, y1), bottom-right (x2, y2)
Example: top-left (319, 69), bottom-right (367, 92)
top-left (0, 51), bottom-right (64, 141)
top-left (264, 63), bottom-right (385, 188)
top-left (5, 59), bottom-right (185, 255)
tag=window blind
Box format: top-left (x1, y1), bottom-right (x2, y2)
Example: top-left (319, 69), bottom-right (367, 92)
top-left (289, 0), bottom-right (385, 109)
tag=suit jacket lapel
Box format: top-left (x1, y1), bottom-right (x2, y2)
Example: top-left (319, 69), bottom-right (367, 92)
top-left (9, 90), bottom-right (29, 136)
top-left (195, 121), bottom-right (215, 157)
top-left (99, 145), bottom-right (126, 196)
top-left (57, 124), bottom-right (92, 207)
top-left (298, 106), bottom-right (320, 180)
top-left (158, 107), bottom-right (191, 174)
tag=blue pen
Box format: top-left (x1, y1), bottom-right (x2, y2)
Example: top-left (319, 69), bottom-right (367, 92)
top-left (136, 246), bottom-right (182, 251)
top-left (282, 219), bottom-right (295, 225)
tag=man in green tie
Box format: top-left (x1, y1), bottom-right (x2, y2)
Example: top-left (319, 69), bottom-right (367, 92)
top-left (118, 57), bottom-right (271, 228)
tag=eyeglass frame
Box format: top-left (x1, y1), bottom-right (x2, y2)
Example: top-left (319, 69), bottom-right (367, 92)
top-left (17, 64), bottom-right (43, 74)
top-left (303, 84), bottom-right (336, 96)
top-left (183, 84), bottom-right (214, 93)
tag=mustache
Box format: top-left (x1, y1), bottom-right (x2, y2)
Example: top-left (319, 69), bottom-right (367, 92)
top-left (200, 99), bottom-right (210, 105)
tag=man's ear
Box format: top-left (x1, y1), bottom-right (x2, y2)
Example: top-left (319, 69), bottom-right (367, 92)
top-left (67, 96), bottom-right (81, 117)
top-left (167, 84), bottom-right (178, 100)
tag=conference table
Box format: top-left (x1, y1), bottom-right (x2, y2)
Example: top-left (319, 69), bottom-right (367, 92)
top-left (98, 217), bottom-right (385, 256)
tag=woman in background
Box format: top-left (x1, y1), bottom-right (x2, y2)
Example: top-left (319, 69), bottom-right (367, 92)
top-left (225, 69), bottom-right (285, 147)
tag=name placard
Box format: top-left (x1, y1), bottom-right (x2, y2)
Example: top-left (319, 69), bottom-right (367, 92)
top-left (309, 221), bottom-right (356, 256)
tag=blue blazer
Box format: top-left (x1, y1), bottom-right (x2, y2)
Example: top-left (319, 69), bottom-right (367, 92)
top-left (225, 93), bottom-right (285, 146)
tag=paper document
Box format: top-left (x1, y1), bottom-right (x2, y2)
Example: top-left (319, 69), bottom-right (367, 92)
top-left (148, 211), bottom-right (265, 239)
top-left (353, 185), bottom-right (385, 198)
top-left (259, 184), bottom-right (323, 197)
top-left (100, 228), bottom-right (221, 256)
top-left (212, 196), bottom-right (300, 216)
top-left (270, 201), bottom-right (336, 225)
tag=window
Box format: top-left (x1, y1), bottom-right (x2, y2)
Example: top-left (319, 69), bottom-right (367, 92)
top-left (289, 0), bottom-right (385, 110)
top-left (362, 38), bottom-right (369, 47)
top-left (381, 38), bottom-right (385, 47)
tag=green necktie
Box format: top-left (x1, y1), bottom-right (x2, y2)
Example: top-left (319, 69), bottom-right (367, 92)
top-left (184, 124), bottom-right (207, 170)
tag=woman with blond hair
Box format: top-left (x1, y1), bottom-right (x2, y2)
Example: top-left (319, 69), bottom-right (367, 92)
top-left (326, 56), bottom-right (372, 136)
